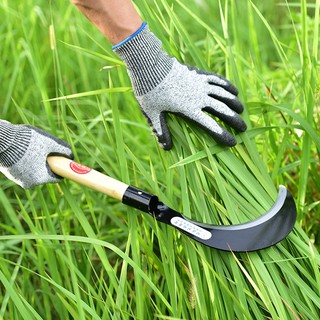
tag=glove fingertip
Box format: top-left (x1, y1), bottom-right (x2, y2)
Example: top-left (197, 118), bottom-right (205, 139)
top-left (238, 120), bottom-right (247, 133)
top-left (154, 123), bottom-right (173, 150)
top-left (220, 133), bottom-right (237, 147)
top-left (205, 121), bottom-right (238, 146)
top-left (157, 135), bottom-right (173, 150)
top-left (142, 109), bottom-right (173, 150)
top-left (207, 73), bottom-right (239, 96)
top-left (232, 99), bottom-right (244, 114)
top-left (227, 83), bottom-right (239, 96)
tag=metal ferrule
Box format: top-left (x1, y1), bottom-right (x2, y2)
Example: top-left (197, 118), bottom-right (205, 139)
top-left (122, 185), bottom-right (159, 214)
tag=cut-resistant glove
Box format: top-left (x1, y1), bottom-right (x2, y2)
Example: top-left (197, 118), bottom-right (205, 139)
top-left (113, 22), bottom-right (247, 150)
top-left (0, 120), bottom-right (74, 189)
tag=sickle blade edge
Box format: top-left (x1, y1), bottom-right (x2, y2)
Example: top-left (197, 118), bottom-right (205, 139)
top-left (169, 186), bottom-right (297, 252)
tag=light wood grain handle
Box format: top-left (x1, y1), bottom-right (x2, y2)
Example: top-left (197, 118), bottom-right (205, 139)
top-left (47, 156), bottom-right (129, 201)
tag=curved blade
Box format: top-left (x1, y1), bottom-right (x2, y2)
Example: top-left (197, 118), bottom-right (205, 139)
top-left (155, 185), bottom-right (297, 252)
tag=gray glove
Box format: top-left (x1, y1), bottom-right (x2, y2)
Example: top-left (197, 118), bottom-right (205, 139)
top-left (113, 22), bottom-right (247, 150)
top-left (0, 120), bottom-right (73, 189)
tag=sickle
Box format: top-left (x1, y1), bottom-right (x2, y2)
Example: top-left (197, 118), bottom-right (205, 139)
top-left (48, 156), bottom-right (296, 252)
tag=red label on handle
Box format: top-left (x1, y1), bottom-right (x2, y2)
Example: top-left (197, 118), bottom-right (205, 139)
top-left (70, 161), bottom-right (92, 174)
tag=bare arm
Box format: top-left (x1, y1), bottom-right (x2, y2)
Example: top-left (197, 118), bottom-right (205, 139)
top-left (70, 0), bottom-right (142, 44)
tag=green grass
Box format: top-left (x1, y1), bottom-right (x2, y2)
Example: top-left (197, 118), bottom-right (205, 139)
top-left (0, 0), bottom-right (319, 319)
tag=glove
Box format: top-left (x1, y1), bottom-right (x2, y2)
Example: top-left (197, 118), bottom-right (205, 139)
top-left (0, 120), bottom-right (74, 189)
top-left (113, 22), bottom-right (247, 150)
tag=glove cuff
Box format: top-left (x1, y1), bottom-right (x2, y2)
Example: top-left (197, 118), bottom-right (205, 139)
top-left (0, 122), bottom-right (30, 167)
top-left (0, 121), bottom-right (17, 153)
top-left (113, 23), bottom-right (173, 96)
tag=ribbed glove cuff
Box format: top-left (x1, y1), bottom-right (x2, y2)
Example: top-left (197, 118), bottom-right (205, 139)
top-left (113, 23), bottom-right (173, 96)
top-left (0, 121), bottom-right (30, 167)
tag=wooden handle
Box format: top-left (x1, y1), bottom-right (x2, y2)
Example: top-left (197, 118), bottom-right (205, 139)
top-left (47, 156), bottom-right (129, 201)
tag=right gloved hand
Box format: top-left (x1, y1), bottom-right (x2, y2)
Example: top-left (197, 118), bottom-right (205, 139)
top-left (0, 120), bottom-right (74, 189)
top-left (113, 22), bottom-right (247, 150)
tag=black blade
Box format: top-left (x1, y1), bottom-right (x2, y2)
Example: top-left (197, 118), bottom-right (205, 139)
top-left (123, 185), bottom-right (297, 252)
top-left (157, 185), bottom-right (296, 251)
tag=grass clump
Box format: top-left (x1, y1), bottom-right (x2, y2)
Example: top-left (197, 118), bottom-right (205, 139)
top-left (0, 0), bottom-right (319, 319)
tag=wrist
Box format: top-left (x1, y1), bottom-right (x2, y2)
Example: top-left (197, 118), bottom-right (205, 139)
top-left (112, 21), bottom-right (147, 49)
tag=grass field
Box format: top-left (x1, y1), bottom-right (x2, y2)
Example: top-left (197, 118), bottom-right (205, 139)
top-left (0, 0), bottom-right (319, 319)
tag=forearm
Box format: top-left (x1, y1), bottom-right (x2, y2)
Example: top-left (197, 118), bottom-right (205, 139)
top-left (70, 0), bottom-right (142, 44)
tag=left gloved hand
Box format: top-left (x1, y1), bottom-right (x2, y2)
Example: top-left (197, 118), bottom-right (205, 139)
top-left (0, 120), bottom-right (74, 189)
top-left (113, 22), bottom-right (247, 150)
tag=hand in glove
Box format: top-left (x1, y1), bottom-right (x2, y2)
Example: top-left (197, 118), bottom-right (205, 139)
top-left (113, 22), bottom-right (247, 150)
top-left (0, 120), bottom-right (74, 189)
